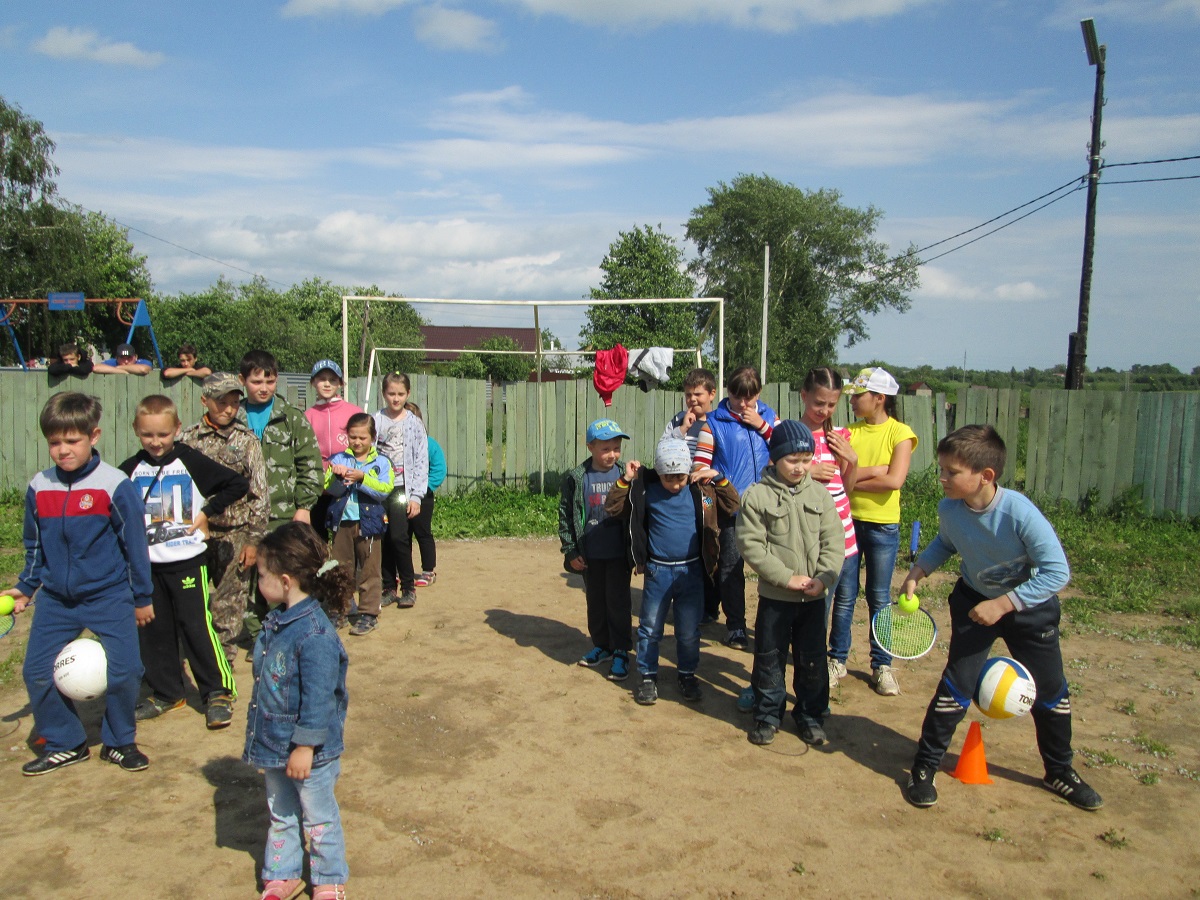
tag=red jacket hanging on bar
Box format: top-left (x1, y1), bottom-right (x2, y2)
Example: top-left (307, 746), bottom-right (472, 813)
top-left (593, 344), bottom-right (628, 407)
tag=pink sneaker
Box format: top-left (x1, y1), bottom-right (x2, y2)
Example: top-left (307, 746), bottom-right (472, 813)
top-left (414, 571), bottom-right (437, 587)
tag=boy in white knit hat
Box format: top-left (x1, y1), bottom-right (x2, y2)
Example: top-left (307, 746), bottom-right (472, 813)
top-left (605, 438), bottom-right (740, 706)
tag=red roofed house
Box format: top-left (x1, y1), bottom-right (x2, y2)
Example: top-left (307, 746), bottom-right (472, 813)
top-left (418, 326), bottom-right (540, 362)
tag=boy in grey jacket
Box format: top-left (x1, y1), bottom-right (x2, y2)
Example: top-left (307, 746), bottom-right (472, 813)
top-left (736, 420), bottom-right (843, 748)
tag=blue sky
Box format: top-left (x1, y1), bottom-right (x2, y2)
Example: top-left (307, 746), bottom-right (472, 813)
top-left (2, 0), bottom-right (1197, 372)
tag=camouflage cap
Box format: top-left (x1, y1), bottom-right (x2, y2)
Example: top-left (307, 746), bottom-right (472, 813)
top-left (202, 372), bottom-right (244, 399)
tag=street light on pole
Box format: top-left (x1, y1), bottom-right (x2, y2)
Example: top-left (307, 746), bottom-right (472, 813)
top-left (1066, 17), bottom-right (1106, 390)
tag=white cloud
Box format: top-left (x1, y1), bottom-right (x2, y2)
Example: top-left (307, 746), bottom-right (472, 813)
top-left (512, 0), bottom-right (939, 30)
top-left (414, 6), bottom-right (502, 51)
top-left (31, 27), bottom-right (165, 68)
top-left (993, 281), bottom-right (1048, 301)
top-left (282, 0), bottom-right (940, 28)
top-left (281, 0), bottom-right (414, 16)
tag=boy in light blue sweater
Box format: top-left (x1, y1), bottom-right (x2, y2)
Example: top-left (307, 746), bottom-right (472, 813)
top-left (901, 425), bottom-right (1102, 812)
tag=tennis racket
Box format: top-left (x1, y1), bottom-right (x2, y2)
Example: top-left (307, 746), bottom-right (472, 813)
top-left (871, 600), bottom-right (936, 659)
top-left (0, 594), bottom-right (16, 640)
top-left (909, 520), bottom-right (921, 564)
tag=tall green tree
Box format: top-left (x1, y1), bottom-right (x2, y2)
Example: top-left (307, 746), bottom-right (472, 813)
top-left (1, 97), bottom-right (152, 361)
top-left (686, 174), bottom-right (919, 385)
top-left (581, 225), bottom-right (702, 387)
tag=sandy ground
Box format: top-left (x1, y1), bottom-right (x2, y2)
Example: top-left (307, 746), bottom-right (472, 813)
top-left (2, 537), bottom-right (1199, 899)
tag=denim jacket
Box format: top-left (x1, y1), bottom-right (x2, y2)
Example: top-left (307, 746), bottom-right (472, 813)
top-left (243, 597), bottom-right (349, 769)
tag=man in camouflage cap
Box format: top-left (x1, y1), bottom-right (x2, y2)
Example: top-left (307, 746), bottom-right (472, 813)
top-left (179, 372), bottom-right (271, 663)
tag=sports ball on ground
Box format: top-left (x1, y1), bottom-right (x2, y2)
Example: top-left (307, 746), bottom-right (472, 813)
top-left (53, 638), bottom-right (108, 702)
top-left (974, 656), bottom-right (1036, 719)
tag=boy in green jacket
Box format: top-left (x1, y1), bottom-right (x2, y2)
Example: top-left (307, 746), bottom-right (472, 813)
top-left (736, 420), bottom-right (843, 748)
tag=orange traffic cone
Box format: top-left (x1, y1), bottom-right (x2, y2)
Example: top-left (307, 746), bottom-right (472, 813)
top-left (952, 720), bottom-right (993, 784)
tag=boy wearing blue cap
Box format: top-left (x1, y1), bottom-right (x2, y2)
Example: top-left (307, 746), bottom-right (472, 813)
top-left (737, 420), bottom-right (843, 747)
top-left (559, 418), bottom-right (634, 681)
top-left (604, 438), bottom-right (740, 705)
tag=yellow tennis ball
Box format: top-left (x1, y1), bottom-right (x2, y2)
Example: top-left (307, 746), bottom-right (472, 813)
top-left (897, 594), bottom-right (919, 615)
top-left (0, 595), bottom-right (15, 616)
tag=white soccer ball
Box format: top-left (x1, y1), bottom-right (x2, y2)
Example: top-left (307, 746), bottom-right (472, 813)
top-left (973, 656), bottom-right (1036, 720)
top-left (53, 638), bottom-right (108, 702)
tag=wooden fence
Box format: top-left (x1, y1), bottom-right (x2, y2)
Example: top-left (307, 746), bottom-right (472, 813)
top-left (1, 372), bottom-right (1195, 518)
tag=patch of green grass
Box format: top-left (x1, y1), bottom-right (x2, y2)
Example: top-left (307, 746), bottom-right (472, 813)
top-left (1078, 747), bottom-right (1130, 769)
top-left (1098, 828), bottom-right (1129, 849)
top-left (1116, 700), bottom-right (1137, 716)
top-left (791, 862), bottom-right (806, 876)
top-left (1139, 772), bottom-right (1161, 786)
top-left (1131, 733), bottom-right (1174, 759)
top-left (432, 483), bottom-right (558, 539)
top-left (979, 828), bottom-right (1009, 843)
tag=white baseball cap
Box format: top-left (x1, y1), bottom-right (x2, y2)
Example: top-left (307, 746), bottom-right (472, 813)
top-left (844, 367), bottom-right (900, 396)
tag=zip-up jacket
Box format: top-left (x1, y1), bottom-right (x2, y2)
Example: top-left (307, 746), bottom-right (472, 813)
top-left (604, 467), bottom-right (740, 579)
top-left (236, 395), bottom-right (323, 523)
top-left (695, 398), bottom-right (779, 495)
top-left (323, 448), bottom-right (394, 538)
top-left (16, 451), bottom-right (153, 608)
top-left (120, 443), bottom-right (249, 567)
top-left (736, 467), bottom-right (844, 603)
top-left (305, 397), bottom-right (364, 465)
top-left (243, 596), bottom-right (349, 769)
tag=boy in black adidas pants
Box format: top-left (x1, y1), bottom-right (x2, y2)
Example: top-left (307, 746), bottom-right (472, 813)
top-left (901, 425), bottom-right (1102, 811)
top-left (121, 395), bottom-right (247, 731)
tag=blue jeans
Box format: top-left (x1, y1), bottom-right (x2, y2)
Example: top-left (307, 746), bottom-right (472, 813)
top-left (637, 560), bottom-right (704, 677)
top-left (23, 590), bottom-right (143, 752)
top-left (829, 521), bottom-right (899, 669)
top-left (263, 759), bottom-right (348, 884)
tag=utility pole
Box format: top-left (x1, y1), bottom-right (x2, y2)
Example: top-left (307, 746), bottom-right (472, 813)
top-left (1067, 17), bottom-right (1106, 390)
top-left (760, 243), bottom-right (770, 382)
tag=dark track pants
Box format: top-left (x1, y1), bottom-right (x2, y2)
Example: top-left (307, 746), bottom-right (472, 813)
top-left (913, 579), bottom-right (1073, 774)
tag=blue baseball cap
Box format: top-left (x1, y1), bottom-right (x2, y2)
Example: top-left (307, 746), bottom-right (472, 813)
top-left (586, 418), bottom-right (630, 443)
top-left (310, 358), bottom-right (344, 381)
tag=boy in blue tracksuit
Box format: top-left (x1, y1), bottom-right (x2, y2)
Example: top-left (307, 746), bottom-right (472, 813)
top-left (691, 366), bottom-right (780, 650)
top-left (3, 393), bottom-right (155, 776)
top-left (901, 425), bottom-right (1102, 811)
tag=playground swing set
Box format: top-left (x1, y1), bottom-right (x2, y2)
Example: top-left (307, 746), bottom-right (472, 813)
top-left (0, 293), bottom-right (164, 371)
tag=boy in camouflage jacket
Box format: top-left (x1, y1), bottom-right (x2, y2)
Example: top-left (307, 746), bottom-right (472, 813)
top-left (180, 372), bottom-right (271, 663)
top-left (235, 350), bottom-right (324, 639)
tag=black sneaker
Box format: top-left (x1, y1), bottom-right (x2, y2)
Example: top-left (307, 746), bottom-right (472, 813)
top-left (678, 673), bottom-right (703, 702)
top-left (205, 694), bottom-right (234, 730)
top-left (397, 590), bottom-right (417, 609)
top-left (907, 764), bottom-right (938, 807)
top-left (635, 677), bottom-right (658, 705)
top-left (22, 742), bottom-right (89, 776)
top-left (1043, 768), bottom-right (1104, 810)
top-left (749, 721), bottom-right (777, 746)
top-left (798, 722), bottom-right (827, 746)
top-left (725, 629), bottom-right (749, 651)
top-left (381, 589), bottom-right (399, 607)
top-left (349, 614), bottom-right (378, 636)
top-left (135, 696), bottom-right (185, 721)
top-left (100, 743), bottom-right (150, 772)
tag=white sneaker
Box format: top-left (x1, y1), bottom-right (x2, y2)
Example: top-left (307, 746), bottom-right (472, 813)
top-left (873, 665), bottom-right (900, 696)
top-left (828, 658), bottom-right (846, 688)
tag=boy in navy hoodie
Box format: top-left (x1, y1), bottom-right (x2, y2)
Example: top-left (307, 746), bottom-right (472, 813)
top-left (4, 393), bottom-right (154, 775)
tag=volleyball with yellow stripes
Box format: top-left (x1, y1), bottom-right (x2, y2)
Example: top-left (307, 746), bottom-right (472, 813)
top-left (973, 656), bottom-right (1036, 719)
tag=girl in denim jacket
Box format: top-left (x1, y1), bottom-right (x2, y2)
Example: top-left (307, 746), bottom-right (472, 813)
top-left (246, 523), bottom-right (353, 900)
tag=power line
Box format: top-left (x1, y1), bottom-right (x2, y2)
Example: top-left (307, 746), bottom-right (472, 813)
top-left (1100, 174), bottom-right (1200, 184)
top-left (1101, 154), bottom-right (1200, 168)
top-left (918, 183), bottom-right (1087, 265)
top-left (78, 205), bottom-right (292, 289)
top-left (909, 175), bottom-right (1085, 256)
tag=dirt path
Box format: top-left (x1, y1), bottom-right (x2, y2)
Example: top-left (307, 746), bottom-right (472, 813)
top-left (2, 538), bottom-right (1198, 898)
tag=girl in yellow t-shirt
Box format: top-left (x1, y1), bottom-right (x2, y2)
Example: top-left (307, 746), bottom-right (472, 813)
top-left (827, 368), bottom-right (916, 697)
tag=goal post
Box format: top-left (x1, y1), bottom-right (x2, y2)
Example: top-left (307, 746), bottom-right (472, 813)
top-left (341, 296), bottom-right (725, 491)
